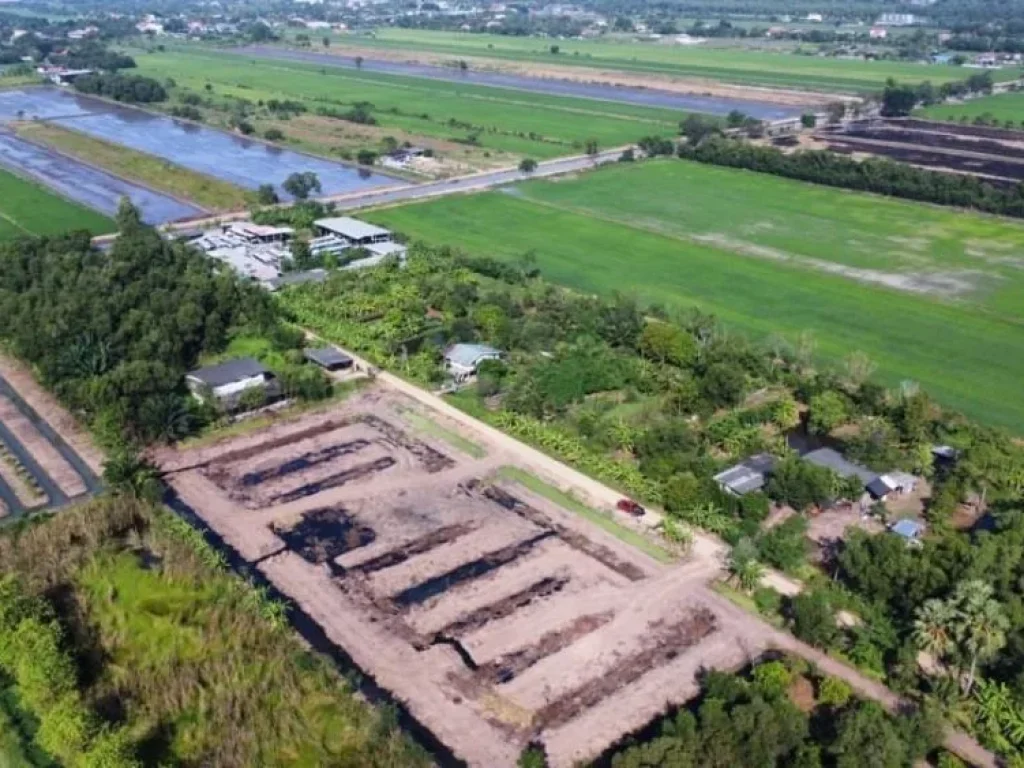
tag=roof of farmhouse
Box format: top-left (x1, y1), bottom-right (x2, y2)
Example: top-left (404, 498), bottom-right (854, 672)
top-left (186, 358), bottom-right (270, 388)
top-left (444, 343), bottom-right (503, 369)
top-left (314, 216), bottom-right (391, 240)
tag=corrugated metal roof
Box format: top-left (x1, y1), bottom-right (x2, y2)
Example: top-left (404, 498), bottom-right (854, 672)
top-left (802, 448), bottom-right (876, 483)
top-left (187, 358), bottom-right (270, 387)
top-left (444, 343), bottom-right (502, 369)
top-left (314, 216), bottom-right (391, 240)
top-left (713, 453), bottom-right (776, 495)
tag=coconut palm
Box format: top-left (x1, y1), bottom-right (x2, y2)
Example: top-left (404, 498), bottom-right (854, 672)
top-left (913, 598), bottom-right (957, 662)
top-left (953, 580), bottom-right (1009, 695)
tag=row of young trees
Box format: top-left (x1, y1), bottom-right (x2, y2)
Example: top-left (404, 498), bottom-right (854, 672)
top-left (678, 136), bottom-right (1024, 219)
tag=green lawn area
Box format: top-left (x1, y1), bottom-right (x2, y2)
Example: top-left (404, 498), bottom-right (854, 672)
top-left (318, 28), bottom-right (1023, 93)
top-left (0, 169), bottom-right (113, 240)
top-left (401, 409), bottom-right (486, 458)
top-left (495, 466), bottom-right (674, 563)
top-left (918, 91), bottom-right (1024, 126)
top-left (369, 159), bottom-right (1024, 432)
top-left (132, 48), bottom-right (680, 160)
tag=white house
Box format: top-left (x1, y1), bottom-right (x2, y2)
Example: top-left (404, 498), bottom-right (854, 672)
top-left (444, 343), bottom-right (503, 381)
top-left (185, 358), bottom-right (279, 410)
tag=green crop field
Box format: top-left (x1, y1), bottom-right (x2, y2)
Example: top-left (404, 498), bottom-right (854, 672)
top-left (133, 48), bottom-right (680, 160)
top-left (0, 169), bottom-right (113, 240)
top-left (368, 160), bottom-right (1024, 432)
top-left (316, 28), bottom-right (1023, 93)
top-left (918, 91), bottom-right (1024, 126)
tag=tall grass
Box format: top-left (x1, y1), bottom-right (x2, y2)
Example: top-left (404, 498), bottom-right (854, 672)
top-left (0, 497), bottom-right (428, 768)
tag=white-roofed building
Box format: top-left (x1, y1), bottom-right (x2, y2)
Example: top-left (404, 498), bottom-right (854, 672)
top-left (314, 217), bottom-right (393, 246)
top-left (444, 343), bottom-right (503, 381)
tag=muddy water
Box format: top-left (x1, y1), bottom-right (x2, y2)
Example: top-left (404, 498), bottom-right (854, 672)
top-left (0, 88), bottom-right (401, 204)
top-left (237, 45), bottom-right (807, 121)
top-left (0, 131), bottom-right (202, 223)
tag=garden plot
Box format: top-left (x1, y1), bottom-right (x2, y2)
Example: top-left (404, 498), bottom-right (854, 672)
top-left (160, 384), bottom-right (762, 767)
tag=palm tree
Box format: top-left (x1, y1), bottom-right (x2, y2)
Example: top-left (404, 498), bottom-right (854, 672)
top-left (913, 598), bottom-right (957, 663)
top-left (727, 538), bottom-right (763, 592)
top-left (953, 581), bottom-right (1009, 695)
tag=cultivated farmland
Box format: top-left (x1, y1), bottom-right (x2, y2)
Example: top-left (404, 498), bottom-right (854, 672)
top-left (919, 91), bottom-right (1024, 126)
top-left (131, 48), bottom-right (682, 163)
top-left (318, 28), bottom-right (1022, 93)
top-left (0, 167), bottom-right (112, 239)
top-left (368, 159), bottom-right (1024, 432)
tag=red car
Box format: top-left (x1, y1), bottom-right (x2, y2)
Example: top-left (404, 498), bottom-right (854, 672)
top-left (616, 499), bottom-right (646, 518)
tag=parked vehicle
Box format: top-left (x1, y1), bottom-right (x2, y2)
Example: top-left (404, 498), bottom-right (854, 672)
top-left (616, 499), bottom-right (645, 517)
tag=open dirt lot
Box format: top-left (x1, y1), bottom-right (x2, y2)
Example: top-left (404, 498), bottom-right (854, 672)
top-left (0, 354), bottom-right (102, 519)
top-left (160, 384), bottom-right (777, 766)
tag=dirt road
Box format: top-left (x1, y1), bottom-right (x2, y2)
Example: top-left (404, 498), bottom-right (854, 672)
top-left (314, 338), bottom-right (998, 768)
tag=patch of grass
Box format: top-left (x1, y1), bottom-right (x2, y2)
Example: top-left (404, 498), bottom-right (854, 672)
top-left (0, 687), bottom-right (54, 768)
top-left (0, 496), bottom-right (428, 767)
top-left (319, 28), bottom-right (1022, 93)
top-left (495, 465), bottom-right (674, 563)
top-left (132, 48), bottom-right (680, 161)
top-left (401, 409), bottom-right (486, 458)
top-left (369, 160), bottom-right (1024, 432)
top-left (918, 91), bottom-right (1024, 125)
top-left (14, 122), bottom-right (254, 211)
top-left (712, 580), bottom-right (785, 628)
top-left (0, 168), bottom-right (113, 240)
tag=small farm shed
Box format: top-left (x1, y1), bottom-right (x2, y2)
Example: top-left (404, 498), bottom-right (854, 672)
top-left (304, 346), bottom-right (353, 371)
top-left (714, 453), bottom-right (776, 496)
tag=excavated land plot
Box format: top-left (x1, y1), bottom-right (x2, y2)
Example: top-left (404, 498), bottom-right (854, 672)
top-left (817, 120), bottom-right (1024, 184)
top-left (160, 387), bottom-right (758, 767)
top-left (0, 394), bottom-right (87, 497)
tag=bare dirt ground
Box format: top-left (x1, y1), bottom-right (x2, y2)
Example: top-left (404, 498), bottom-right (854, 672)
top-left (305, 42), bottom-right (837, 107)
top-left (0, 353), bottom-right (105, 477)
top-left (0, 394), bottom-right (87, 497)
top-left (159, 384), bottom-right (765, 766)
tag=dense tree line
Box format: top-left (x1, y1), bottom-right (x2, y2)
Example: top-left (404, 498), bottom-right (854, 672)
top-left (74, 72), bottom-right (167, 103)
top-left (678, 137), bottom-right (1024, 219)
top-left (609, 660), bottom-right (941, 768)
top-left (0, 203), bottom-right (283, 445)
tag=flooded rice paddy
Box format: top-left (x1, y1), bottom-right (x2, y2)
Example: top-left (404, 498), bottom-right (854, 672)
top-left (0, 88), bottom-right (401, 222)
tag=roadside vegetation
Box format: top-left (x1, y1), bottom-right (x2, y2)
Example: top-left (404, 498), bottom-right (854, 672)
top-left (0, 495), bottom-right (429, 767)
top-left (606, 657), bottom-right (943, 767)
top-left (14, 122), bottom-right (256, 211)
top-left (0, 169), bottom-right (113, 240)
top-left (368, 161), bottom-right (1024, 432)
top-left (281, 241), bottom-right (1024, 761)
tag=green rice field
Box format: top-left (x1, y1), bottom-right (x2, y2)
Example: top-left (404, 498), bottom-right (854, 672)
top-left (918, 91), bottom-right (1024, 126)
top-left (133, 48), bottom-right (680, 159)
top-left (368, 160), bottom-right (1024, 432)
top-left (0, 169), bottom-right (113, 240)
top-left (319, 28), bottom-right (1022, 93)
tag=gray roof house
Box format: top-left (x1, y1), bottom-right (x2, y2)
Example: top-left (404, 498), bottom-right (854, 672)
top-left (185, 358), bottom-right (279, 410)
top-left (802, 448), bottom-right (877, 484)
top-left (313, 217), bottom-right (393, 245)
top-left (714, 453), bottom-right (777, 496)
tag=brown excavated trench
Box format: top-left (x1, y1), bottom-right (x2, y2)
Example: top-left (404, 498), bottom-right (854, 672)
top-left (481, 483), bottom-right (648, 582)
top-left (529, 608), bottom-right (718, 731)
top-left (438, 575), bottom-right (571, 639)
top-left (350, 523), bottom-right (478, 575)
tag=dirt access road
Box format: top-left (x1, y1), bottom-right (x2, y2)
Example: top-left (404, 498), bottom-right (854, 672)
top-left (313, 339), bottom-right (997, 768)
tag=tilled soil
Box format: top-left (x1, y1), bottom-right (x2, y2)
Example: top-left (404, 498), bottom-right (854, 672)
top-left (0, 395), bottom-right (86, 497)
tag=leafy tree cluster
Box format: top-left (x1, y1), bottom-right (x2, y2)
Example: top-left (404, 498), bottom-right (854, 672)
top-left (74, 72), bottom-right (167, 103)
top-left (881, 73), bottom-right (993, 116)
top-left (679, 136), bottom-right (1024, 219)
top-left (609, 662), bottom-right (941, 768)
top-left (0, 203), bottom-right (287, 444)
top-left (59, 42), bottom-right (135, 72)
